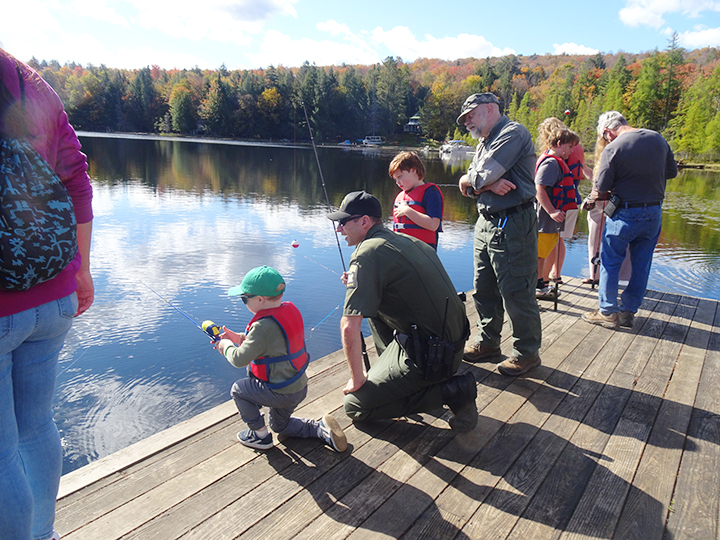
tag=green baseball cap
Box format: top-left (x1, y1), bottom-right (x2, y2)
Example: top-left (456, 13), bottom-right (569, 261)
top-left (230, 266), bottom-right (286, 297)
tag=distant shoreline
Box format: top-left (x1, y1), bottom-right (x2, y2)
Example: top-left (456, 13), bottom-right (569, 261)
top-left (76, 131), bottom-right (432, 153)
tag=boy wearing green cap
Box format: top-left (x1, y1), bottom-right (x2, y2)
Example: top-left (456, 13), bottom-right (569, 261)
top-left (215, 265), bottom-right (347, 452)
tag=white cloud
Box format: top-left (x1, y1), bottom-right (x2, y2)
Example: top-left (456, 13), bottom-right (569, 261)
top-left (64, 0), bottom-right (298, 45)
top-left (553, 42), bottom-right (600, 55)
top-left (70, 0), bottom-right (130, 27)
top-left (246, 24), bottom-right (515, 69)
top-left (619, 0), bottom-right (720, 29)
top-left (246, 29), bottom-right (378, 67)
top-left (678, 25), bottom-right (720, 47)
top-left (371, 27), bottom-right (515, 60)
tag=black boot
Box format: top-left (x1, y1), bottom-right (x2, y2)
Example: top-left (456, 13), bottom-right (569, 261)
top-left (441, 372), bottom-right (478, 432)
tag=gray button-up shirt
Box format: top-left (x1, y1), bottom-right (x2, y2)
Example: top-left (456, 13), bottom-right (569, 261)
top-left (466, 116), bottom-right (537, 215)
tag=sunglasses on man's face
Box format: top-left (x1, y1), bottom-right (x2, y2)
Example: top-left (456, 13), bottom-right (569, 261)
top-left (338, 215), bottom-right (362, 227)
top-left (240, 294), bottom-right (257, 304)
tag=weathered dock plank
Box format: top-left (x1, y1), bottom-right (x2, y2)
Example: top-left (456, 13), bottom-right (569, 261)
top-left (53, 279), bottom-right (718, 540)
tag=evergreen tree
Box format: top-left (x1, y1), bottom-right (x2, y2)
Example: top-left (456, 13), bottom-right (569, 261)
top-left (124, 67), bottom-right (160, 132)
top-left (662, 32), bottom-right (685, 129)
top-left (169, 82), bottom-right (196, 133)
top-left (603, 54), bottom-right (631, 113)
top-left (199, 73), bottom-right (235, 136)
top-left (627, 52), bottom-right (664, 130)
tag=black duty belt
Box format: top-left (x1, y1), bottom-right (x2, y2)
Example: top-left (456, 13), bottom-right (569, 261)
top-left (623, 201), bottom-right (662, 208)
top-left (480, 199), bottom-right (535, 220)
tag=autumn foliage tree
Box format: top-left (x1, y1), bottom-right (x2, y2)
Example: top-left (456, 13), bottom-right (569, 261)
top-left (28, 39), bottom-right (720, 160)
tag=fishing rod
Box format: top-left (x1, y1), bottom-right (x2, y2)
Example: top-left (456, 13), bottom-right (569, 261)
top-left (140, 282), bottom-right (222, 342)
top-left (301, 99), bottom-right (347, 272)
top-left (590, 198), bottom-right (607, 290)
top-left (300, 100), bottom-right (371, 370)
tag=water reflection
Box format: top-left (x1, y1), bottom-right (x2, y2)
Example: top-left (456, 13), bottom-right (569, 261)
top-left (56, 135), bottom-right (720, 474)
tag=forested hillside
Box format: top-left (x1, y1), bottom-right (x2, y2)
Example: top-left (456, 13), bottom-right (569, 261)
top-left (26, 36), bottom-right (720, 160)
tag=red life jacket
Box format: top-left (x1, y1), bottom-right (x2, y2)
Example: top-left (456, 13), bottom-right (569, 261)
top-left (246, 302), bottom-right (309, 390)
top-left (535, 151), bottom-right (579, 212)
top-left (566, 145), bottom-right (585, 204)
top-left (392, 183), bottom-right (444, 245)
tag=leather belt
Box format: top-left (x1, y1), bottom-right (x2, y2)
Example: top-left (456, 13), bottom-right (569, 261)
top-left (623, 201), bottom-right (662, 208)
top-left (480, 199), bottom-right (535, 220)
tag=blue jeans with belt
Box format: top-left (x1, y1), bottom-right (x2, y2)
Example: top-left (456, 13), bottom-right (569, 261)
top-left (0, 293), bottom-right (77, 540)
top-left (599, 205), bottom-right (662, 314)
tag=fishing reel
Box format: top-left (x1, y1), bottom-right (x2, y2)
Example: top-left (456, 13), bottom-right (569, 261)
top-left (202, 320), bottom-right (222, 342)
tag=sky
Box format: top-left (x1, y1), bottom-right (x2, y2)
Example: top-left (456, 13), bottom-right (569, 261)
top-left (2, 0), bottom-right (720, 71)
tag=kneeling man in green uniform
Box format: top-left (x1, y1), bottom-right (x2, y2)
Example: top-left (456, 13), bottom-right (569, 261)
top-left (327, 191), bottom-right (477, 431)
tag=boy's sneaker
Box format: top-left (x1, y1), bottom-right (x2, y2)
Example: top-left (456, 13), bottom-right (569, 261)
top-left (618, 311), bottom-right (635, 328)
top-left (50, 532), bottom-right (61, 540)
top-left (582, 310), bottom-right (619, 330)
top-left (237, 429), bottom-right (273, 450)
top-left (317, 414), bottom-right (347, 452)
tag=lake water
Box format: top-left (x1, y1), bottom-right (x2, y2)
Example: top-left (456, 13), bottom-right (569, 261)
top-left (56, 134), bottom-right (720, 474)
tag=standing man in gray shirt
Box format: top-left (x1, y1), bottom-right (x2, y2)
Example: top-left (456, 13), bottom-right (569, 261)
top-left (457, 93), bottom-right (542, 376)
top-left (583, 111), bottom-right (677, 330)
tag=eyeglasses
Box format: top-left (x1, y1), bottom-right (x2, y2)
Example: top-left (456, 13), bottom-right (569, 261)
top-left (602, 129), bottom-right (611, 142)
top-left (240, 294), bottom-right (256, 304)
top-left (338, 215), bottom-right (362, 227)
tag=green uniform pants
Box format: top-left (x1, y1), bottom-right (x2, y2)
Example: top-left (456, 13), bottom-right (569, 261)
top-left (472, 205), bottom-right (542, 359)
top-left (343, 338), bottom-right (463, 422)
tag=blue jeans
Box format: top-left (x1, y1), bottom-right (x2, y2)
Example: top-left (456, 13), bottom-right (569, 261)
top-left (0, 293), bottom-right (77, 540)
top-left (231, 377), bottom-right (320, 439)
top-left (599, 206), bottom-right (662, 314)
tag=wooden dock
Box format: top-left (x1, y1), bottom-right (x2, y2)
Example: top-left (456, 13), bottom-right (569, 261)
top-left (55, 277), bottom-right (720, 539)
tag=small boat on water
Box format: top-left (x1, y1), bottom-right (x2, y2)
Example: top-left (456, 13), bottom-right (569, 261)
top-left (439, 140), bottom-right (474, 160)
top-left (362, 135), bottom-right (384, 146)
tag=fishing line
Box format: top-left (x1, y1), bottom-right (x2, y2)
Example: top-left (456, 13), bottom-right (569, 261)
top-left (301, 100), bottom-right (347, 272)
top-left (140, 281), bottom-right (220, 341)
top-left (301, 254), bottom-right (339, 275)
top-left (307, 300), bottom-right (344, 336)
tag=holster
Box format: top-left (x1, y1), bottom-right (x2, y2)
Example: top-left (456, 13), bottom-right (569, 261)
top-left (604, 194), bottom-right (621, 218)
top-left (396, 325), bottom-right (457, 382)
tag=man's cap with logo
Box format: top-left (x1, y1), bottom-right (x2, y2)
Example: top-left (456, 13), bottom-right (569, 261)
top-left (456, 92), bottom-right (501, 125)
top-left (230, 265), bottom-right (286, 297)
top-left (326, 190), bottom-right (382, 221)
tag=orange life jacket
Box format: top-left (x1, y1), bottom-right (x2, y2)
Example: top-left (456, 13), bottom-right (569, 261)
top-left (392, 183), bottom-right (443, 245)
top-left (535, 151), bottom-right (579, 212)
top-left (246, 302), bottom-right (309, 390)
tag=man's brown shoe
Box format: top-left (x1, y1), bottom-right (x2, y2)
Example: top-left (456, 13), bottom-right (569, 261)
top-left (463, 343), bottom-right (501, 363)
top-left (497, 354), bottom-right (541, 377)
top-left (618, 311), bottom-right (635, 328)
top-left (582, 310), bottom-right (619, 330)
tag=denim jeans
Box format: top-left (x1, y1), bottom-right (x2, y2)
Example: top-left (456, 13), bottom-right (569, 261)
top-left (599, 205), bottom-right (662, 314)
top-left (231, 376), bottom-right (321, 438)
top-left (0, 293), bottom-right (77, 540)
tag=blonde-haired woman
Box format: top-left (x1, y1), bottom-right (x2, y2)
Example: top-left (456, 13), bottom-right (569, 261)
top-left (537, 117), bottom-right (591, 283)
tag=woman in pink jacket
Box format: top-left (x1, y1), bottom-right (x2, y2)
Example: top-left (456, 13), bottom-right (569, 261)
top-left (0, 48), bottom-right (94, 540)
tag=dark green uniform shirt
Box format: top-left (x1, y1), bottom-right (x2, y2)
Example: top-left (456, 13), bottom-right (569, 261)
top-left (343, 224), bottom-right (466, 344)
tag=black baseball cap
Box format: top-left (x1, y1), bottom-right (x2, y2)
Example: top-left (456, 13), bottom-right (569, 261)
top-left (326, 190), bottom-right (382, 221)
top-left (456, 93), bottom-right (502, 125)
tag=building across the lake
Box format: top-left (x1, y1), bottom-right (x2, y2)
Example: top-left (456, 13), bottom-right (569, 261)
top-left (404, 113), bottom-right (421, 133)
